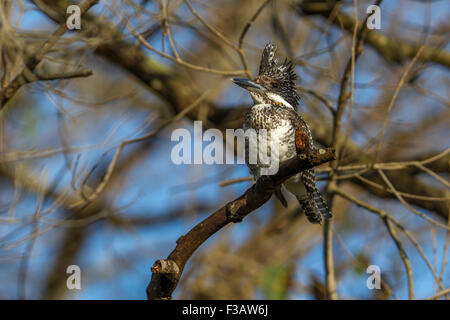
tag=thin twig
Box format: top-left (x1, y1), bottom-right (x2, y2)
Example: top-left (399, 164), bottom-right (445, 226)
top-left (330, 187), bottom-right (446, 292)
top-left (324, 218), bottom-right (338, 299)
top-left (372, 45), bottom-right (425, 164)
top-left (80, 89), bottom-right (212, 203)
top-left (377, 169), bottom-right (450, 230)
top-left (146, 148), bottom-right (336, 299)
top-left (237, 0), bottom-right (272, 79)
top-left (413, 162), bottom-right (450, 189)
top-left (339, 0), bottom-right (358, 162)
top-left (102, 0), bottom-right (246, 76)
top-left (219, 176), bottom-right (253, 187)
top-left (331, 0), bottom-right (383, 150)
top-left (34, 69), bottom-right (93, 81)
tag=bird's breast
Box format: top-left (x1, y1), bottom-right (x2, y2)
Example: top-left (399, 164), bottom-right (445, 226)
top-left (243, 104), bottom-right (297, 162)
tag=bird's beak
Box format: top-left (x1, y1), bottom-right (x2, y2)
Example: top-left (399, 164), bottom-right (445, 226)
top-left (232, 78), bottom-right (265, 92)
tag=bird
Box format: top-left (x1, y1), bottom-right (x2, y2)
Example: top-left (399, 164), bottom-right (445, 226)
top-left (231, 43), bottom-right (331, 224)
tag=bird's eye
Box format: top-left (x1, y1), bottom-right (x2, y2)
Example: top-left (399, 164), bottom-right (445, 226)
top-left (272, 83), bottom-right (278, 88)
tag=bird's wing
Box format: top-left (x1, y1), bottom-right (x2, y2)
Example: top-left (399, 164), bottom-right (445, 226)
top-left (287, 110), bottom-right (314, 155)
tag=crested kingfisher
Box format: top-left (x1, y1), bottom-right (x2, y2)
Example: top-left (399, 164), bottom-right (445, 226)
top-left (232, 43), bottom-right (331, 224)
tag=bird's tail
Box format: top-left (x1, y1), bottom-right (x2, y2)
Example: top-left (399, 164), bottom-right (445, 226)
top-left (297, 190), bottom-right (332, 224)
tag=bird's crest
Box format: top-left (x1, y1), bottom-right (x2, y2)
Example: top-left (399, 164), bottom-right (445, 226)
top-left (257, 43), bottom-right (299, 107)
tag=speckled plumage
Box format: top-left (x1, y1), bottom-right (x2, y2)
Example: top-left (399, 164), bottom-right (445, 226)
top-left (241, 43), bottom-right (331, 224)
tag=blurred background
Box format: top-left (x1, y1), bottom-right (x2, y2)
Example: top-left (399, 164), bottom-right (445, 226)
top-left (0, 0), bottom-right (449, 299)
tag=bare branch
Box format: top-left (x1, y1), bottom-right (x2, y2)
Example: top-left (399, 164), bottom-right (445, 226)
top-left (297, 0), bottom-right (450, 68)
top-left (146, 147), bottom-right (336, 299)
top-left (33, 69), bottom-right (93, 81)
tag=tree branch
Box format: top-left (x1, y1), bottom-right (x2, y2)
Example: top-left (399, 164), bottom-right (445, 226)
top-left (0, 0), bottom-right (99, 109)
top-left (34, 69), bottom-right (93, 81)
top-left (146, 147), bottom-right (336, 299)
top-left (297, 0), bottom-right (450, 68)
